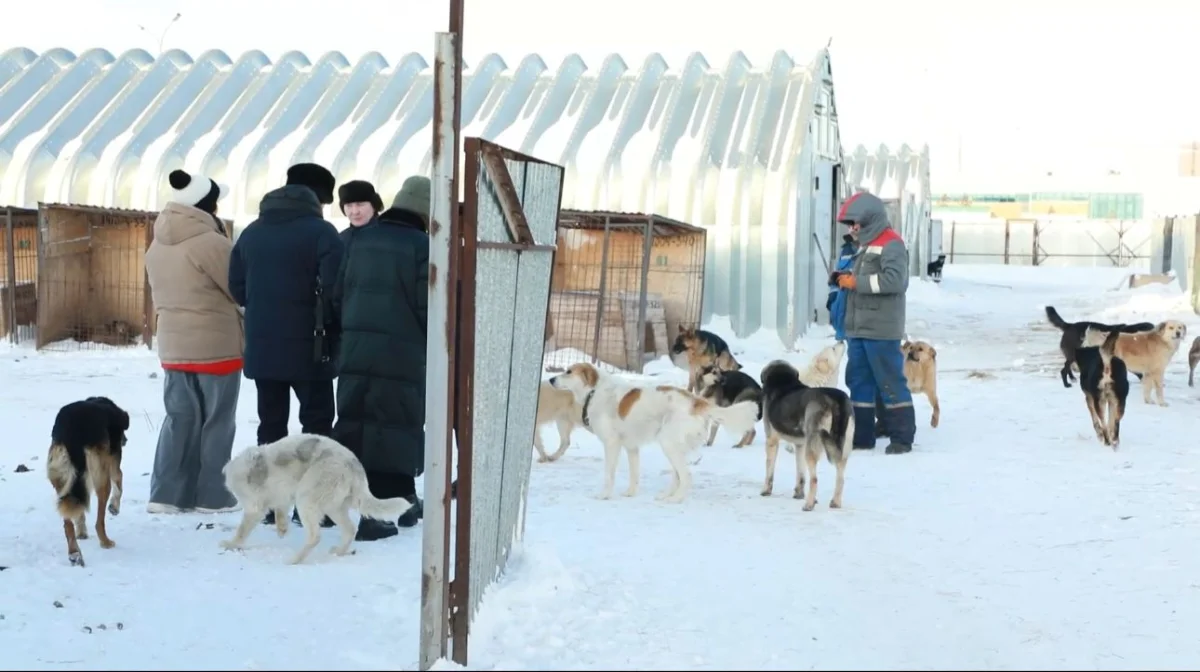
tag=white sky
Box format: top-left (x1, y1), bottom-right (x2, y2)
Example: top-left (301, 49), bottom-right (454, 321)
top-left (12, 0), bottom-right (1200, 190)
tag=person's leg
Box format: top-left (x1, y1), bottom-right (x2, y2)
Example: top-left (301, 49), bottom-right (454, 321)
top-left (843, 338), bottom-right (881, 449)
top-left (149, 371), bottom-right (203, 512)
top-left (254, 380), bottom-right (290, 445)
top-left (255, 379), bottom-right (291, 525)
top-left (194, 372), bottom-right (242, 512)
top-left (293, 380), bottom-right (335, 438)
top-left (863, 339), bottom-right (916, 454)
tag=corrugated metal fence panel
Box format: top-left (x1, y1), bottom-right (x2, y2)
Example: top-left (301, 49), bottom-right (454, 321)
top-left (0, 46), bottom-right (843, 344)
top-left (842, 142), bottom-right (934, 278)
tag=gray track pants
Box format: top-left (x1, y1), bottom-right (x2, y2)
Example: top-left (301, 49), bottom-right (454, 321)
top-left (149, 370), bottom-right (241, 510)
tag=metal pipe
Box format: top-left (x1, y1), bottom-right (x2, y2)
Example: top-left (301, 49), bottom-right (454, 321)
top-left (420, 29), bottom-right (459, 672)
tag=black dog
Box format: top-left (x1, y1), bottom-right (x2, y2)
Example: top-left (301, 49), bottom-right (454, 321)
top-left (926, 254), bottom-right (947, 282)
top-left (1044, 306), bottom-right (1154, 388)
top-left (48, 396), bottom-right (130, 567)
top-left (1075, 331), bottom-right (1129, 449)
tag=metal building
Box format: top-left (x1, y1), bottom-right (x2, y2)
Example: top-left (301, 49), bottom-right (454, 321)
top-left (0, 46), bottom-right (848, 345)
top-left (842, 143), bottom-right (938, 280)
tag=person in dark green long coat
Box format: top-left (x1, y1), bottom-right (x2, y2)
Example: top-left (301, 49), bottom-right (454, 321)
top-left (331, 177), bottom-right (430, 542)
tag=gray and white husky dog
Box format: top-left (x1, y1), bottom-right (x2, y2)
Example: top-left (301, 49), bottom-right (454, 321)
top-left (220, 434), bottom-right (414, 565)
top-left (758, 360), bottom-right (854, 512)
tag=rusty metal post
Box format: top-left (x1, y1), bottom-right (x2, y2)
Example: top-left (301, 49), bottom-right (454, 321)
top-left (1003, 220), bottom-right (1011, 265)
top-left (590, 216), bottom-right (611, 365)
top-left (4, 208), bottom-right (17, 344)
top-left (142, 215), bottom-right (156, 348)
top-left (420, 30), bottom-right (460, 672)
top-left (1032, 221), bottom-right (1041, 266)
top-left (949, 221), bottom-right (956, 263)
top-left (634, 215), bottom-right (654, 372)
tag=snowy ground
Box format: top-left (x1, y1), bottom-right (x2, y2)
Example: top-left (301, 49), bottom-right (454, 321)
top-left (4, 264), bottom-right (1200, 670)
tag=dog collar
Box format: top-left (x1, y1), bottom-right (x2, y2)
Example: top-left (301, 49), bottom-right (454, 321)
top-left (581, 389), bottom-right (596, 429)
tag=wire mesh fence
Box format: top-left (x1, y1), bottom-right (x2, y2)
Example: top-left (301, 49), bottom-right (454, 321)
top-left (2, 207), bottom-right (39, 344)
top-left (545, 211), bottom-right (707, 373)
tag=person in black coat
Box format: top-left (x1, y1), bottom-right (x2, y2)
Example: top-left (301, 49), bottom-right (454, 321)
top-left (229, 163), bottom-right (344, 526)
top-left (332, 177), bottom-right (430, 542)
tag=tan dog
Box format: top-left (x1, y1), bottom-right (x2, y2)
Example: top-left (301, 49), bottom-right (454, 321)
top-left (1108, 320), bottom-right (1188, 406)
top-left (1188, 336), bottom-right (1200, 387)
top-left (534, 381), bottom-right (582, 462)
top-left (901, 340), bottom-right (941, 428)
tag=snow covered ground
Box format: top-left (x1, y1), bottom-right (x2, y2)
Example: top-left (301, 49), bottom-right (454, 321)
top-left (3, 263), bottom-right (1200, 670)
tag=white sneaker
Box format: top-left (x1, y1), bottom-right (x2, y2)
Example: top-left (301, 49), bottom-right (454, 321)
top-left (146, 502), bottom-right (185, 514)
top-left (195, 505), bottom-right (242, 514)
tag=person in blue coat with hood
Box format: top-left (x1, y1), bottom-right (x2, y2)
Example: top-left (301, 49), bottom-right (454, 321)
top-left (826, 233), bottom-right (857, 341)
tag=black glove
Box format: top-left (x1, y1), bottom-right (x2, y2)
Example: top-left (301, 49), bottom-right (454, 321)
top-left (828, 270), bottom-right (846, 286)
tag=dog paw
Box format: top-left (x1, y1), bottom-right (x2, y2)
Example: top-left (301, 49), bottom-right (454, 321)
top-left (594, 492), bottom-right (614, 501)
top-left (329, 547), bottom-right (356, 556)
top-left (792, 490), bottom-right (805, 500)
top-left (760, 488), bottom-right (773, 497)
top-left (76, 528), bottom-right (88, 540)
top-left (536, 455), bottom-right (549, 463)
top-left (219, 540), bottom-right (242, 551)
top-left (107, 503), bottom-right (121, 517)
top-left (68, 552), bottom-right (85, 567)
top-left (620, 488), bottom-right (638, 498)
top-left (98, 538), bottom-right (115, 550)
top-left (802, 502), bottom-right (817, 512)
top-left (1158, 401), bottom-right (1170, 407)
top-left (829, 499), bottom-right (842, 509)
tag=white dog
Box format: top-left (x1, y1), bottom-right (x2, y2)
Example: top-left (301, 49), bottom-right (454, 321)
top-left (219, 434), bottom-right (414, 565)
top-left (549, 362), bottom-right (759, 503)
top-left (799, 341), bottom-right (847, 387)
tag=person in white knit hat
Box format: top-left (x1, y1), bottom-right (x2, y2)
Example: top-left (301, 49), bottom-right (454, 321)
top-left (144, 169), bottom-right (243, 514)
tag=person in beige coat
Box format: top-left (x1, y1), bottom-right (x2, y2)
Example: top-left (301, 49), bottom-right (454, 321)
top-left (144, 169), bottom-right (243, 514)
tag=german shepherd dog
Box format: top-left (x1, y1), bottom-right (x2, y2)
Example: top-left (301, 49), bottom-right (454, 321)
top-left (758, 360), bottom-right (854, 511)
top-left (47, 396), bottom-right (130, 567)
top-left (1076, 330), bottom-right (1129, 449)
top-left (697, 364), bottom-right (763, 448)
top-left (1044, 306), bottom-right (1154, 388)
top-left (671, 325), bottom-right (741, 393)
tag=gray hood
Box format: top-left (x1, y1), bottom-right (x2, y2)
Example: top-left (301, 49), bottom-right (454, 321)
top-left (838, 192), bottom-right (891, 243)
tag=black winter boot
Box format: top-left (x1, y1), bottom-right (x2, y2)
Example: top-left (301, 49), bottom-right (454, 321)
top-left (356, 517), bottom-right (399, 541)
top-left (262, 509), bottom-right (334, 528)
top-left (883, 404), bottom-right (916, 455)
top-left (851, 405), bottom-right (877, 450)
top-left (397, 494), bottom-right (424, 528)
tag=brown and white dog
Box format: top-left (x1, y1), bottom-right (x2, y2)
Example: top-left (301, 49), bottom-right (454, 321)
top-left (549, 362), bottom-right (759, 503)
top-left (901, 340), bottom-right (941, 428)
top-left (47, 396), bottom-right (129, 567)
top-left (1105, 320), bottom-right (1188, 406)
top-left (534, 381), bottom-right (583, 462)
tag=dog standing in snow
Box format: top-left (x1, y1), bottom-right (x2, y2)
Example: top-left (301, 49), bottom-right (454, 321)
top-left (220, 434), bottom-right (414, 565)
top-left (549, 362), bottom-right (759, 503)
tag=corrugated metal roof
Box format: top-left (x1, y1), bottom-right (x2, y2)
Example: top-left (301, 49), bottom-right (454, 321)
top-left (0, 47), bottom-right (835, 221)
top-left (0, 45), bottom-right (844, 342)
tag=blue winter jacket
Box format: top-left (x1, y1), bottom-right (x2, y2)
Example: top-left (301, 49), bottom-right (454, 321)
top-left (828, 238), bottom-right (857, 340)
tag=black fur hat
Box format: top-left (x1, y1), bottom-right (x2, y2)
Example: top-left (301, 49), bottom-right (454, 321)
top-left (285, 163), bottom-right (336, 205)
top-left (338, 180), bottom-right (383, 214)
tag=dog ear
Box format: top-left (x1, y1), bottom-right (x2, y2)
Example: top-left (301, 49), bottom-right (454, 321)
top-left (677, 324), bottom-right (687, 334)
top-left (928, 345), bottom-right (937, 360)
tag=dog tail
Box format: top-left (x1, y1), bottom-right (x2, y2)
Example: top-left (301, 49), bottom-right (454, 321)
top-left (1045, 306), bottom-right (1070, 331)
top-left (354, 479), bottom-right (416, 521)
top-left (47, 442), bottom-right (89, 521)
top-left (1101, 329), bottom-right (1120, 358)
top-left (827, 397), bottom-right (855, 465)
top-left (700, 399), bottom-right (759, 437)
